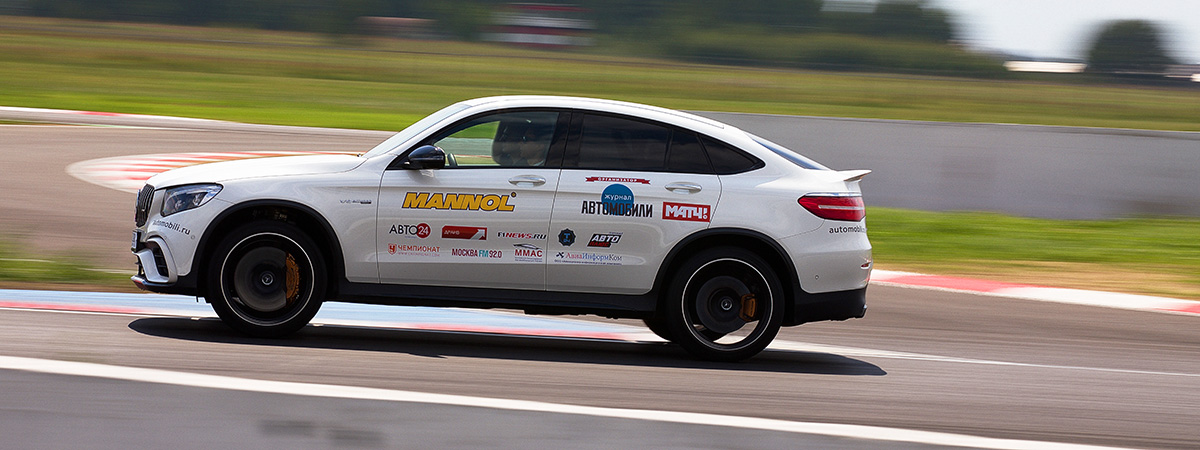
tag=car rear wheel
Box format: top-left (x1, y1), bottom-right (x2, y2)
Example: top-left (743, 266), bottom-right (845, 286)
top-left (665, 247), bottom-right (783, 362)
top-left (207, 221), bottom-right (326, 337)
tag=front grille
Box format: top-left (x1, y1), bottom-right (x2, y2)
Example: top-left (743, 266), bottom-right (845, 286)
top-left (135, 184), bottom-right (154, 226)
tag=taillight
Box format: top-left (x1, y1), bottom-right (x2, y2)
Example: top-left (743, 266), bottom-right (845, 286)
top-left (798, 194), bottom-right (865, 221)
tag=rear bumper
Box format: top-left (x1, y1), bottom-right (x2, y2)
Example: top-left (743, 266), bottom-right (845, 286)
top-left (784, 286), bottom-right (867, 326)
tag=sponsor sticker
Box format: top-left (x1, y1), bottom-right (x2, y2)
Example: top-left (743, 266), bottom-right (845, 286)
top-left (829, 225), bottom-right (867, 234)
top-left (152, 219), bottom-right (190, 236)
top-left (450, 248), bottom-right (503, 259)
top-left (581, 184), bottom-right (653, 218)
top-left (554, 251), bottom-right (624, 266)
top-left (496, 231), bottom-right (548, 240)
top-left (662, 202), bottom-right (712, 222)
top-left (587, 233), bottom-right (622, 248)
top-left (388, 223), bottom-right (431, 238)
top-left (512, 243), bottom-right (544, 262)
top-left (387, 243), bottom-right (440, 257)
top-left (402, 192), bottom-right (515, 212)
top-left (585, 176), bottom-right (650, 185)
top-left (558, 228), bottom-right (576, 246)
top-left (442, 225), bottom-right (488, 240)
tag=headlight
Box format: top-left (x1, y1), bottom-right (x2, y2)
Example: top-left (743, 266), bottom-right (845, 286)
top-left (161, 184), bottom-right (222, 217)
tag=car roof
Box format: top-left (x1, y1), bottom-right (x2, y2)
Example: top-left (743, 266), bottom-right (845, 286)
top-left (460, 95), bottom-right (733, 136)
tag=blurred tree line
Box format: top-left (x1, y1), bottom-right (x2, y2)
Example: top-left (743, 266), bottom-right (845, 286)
top-left (1087, 20), bottom-right (1177, 75)
top-left (23, 0), bottom-right (1005, 75)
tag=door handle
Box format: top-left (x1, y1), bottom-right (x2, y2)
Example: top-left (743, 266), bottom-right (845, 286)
top-left (509, 175), bottom-right (547, 187)
top-left (665, 182), bottom-right (703, 194)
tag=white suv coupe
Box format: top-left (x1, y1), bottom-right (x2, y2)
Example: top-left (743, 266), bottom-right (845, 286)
top-left (132, 96), bottom-right (871, 361)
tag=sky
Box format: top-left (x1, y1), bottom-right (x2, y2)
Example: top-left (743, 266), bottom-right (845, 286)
top-left (931, 0), bottom-right (1200, 63)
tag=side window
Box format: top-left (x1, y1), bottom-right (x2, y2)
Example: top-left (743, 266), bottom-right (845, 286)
top-left (701, 136), bottom-right (763, 175)
top-left (666, 130), bottom-right (713, 174)
top-left (576, 114), bottom-right (670, 172)
top-left (430, 111), bottom-right (559, 168)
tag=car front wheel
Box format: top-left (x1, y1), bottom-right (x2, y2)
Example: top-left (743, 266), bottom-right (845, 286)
top-left (665, 247), bottom-right (784, 362)
top-left (206, 221), bottom-right (326, 337)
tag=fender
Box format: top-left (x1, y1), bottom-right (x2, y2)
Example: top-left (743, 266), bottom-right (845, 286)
top-left (652, 227), bottom-right (802, 302)
top-left (192, 199), bottom-right (346, 297)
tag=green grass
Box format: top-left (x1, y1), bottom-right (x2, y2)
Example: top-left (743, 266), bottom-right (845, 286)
top-left (0, 242), bottom-right (131, 290)
top-left (2, 16), bottom-right (1199, 132)
top-left (868, 208), bottom-right (1200, 299)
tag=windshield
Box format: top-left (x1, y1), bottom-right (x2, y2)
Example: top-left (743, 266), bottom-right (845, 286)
top-left (361, 102), bottom-right (473, 158)
top-left (749, 133), bottom-right (829, 170)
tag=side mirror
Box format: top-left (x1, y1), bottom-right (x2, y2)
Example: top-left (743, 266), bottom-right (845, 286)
top-left (398, 145), bottom-right (446, 170)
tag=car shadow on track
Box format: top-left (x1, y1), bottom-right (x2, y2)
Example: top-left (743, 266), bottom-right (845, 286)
top-left (128, 317), bottom-right (885, 376)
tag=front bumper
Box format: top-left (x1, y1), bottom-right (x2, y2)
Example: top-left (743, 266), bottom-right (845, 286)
top-left (131, 272), bottom-right (199, 296)
top-left (132, 234), bottom-right (199, 296)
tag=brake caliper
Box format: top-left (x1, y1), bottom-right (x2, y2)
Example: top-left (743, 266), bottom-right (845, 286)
top-left (285, 253), bottom-right (300, 304)
top-left (739, 294), bottom-right (758, 321)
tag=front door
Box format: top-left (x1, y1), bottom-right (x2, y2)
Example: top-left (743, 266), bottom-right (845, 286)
top-left (377, 110), bottom-right (564, 290)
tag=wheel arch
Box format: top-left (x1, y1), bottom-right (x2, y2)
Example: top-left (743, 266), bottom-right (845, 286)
top-left (653, 228), bottom-right (800, 321)
top-left (192, 200), bottom-right (345, 299)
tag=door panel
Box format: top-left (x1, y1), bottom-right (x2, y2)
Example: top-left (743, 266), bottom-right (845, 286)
top-left (547, 114), bottom-right (720, 294)
top-left (376, 110), bottom-right (562, 290)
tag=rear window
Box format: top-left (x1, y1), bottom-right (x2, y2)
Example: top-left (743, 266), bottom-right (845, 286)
top-left (700, 137), bottom-right (763, 175)
top-left (750, 134), bottom-right (829, 170)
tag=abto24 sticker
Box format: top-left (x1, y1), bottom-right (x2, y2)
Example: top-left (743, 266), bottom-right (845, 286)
top-left (389, 223), bottom-right (431, 238)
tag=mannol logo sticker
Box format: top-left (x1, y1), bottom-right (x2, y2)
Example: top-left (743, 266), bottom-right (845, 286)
top-left (442, 225), bottom-right (487, 240)
top-left (403, 192), bottom-right (515, 212)
top-left (662, 202), bottom-right (711, 222)
top-left (581, 184), bottom-right (653, 218)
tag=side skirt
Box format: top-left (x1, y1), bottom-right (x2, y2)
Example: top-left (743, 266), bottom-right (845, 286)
top-left (334, 280), bottom-right (658, 319)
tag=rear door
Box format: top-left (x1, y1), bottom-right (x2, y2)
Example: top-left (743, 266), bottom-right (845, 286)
top-left (547, 113), bottom-right (720, 294)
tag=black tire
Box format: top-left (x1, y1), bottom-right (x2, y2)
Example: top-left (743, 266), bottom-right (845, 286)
top-left (206, 221), bottom-right (326, 337)
top-left (642, 317), bottom-right (673, 342)
top-left (664, 247), bottom-right (784, 362)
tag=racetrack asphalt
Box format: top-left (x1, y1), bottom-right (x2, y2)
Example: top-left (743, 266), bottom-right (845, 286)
top-left (1, 282), bottom-right (1198, 449)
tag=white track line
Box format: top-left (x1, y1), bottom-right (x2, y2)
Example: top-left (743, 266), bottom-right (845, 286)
top-left (0, 355), bottom-right (1138, 450)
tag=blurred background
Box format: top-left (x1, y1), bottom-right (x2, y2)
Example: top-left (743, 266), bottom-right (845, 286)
top-left (3, 0), bottom-right (1197, 77)
top-left (0, 1), bottom-right (1197, 298)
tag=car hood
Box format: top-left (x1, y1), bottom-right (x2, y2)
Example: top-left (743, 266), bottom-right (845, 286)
top-left (147, 154), bottom-right (366, 188)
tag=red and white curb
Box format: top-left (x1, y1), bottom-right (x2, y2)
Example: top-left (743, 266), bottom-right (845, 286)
top-left (0, 105), bottom-right (224, 123)
top-left (67, 151), bottom-right (355, 192)
top-left (872, 269), bottom-right (1200, 317)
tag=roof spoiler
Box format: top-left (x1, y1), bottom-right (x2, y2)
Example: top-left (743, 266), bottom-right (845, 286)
top-left (838, 169), bottom-right (871, 182)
